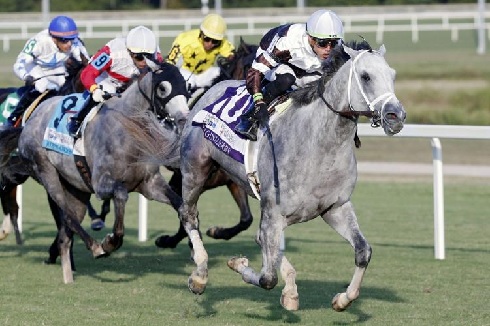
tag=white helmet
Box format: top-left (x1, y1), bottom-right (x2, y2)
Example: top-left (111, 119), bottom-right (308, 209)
top-left (306, 9), bottom-right (344, 39)
top-left (126, 25), bottom-right (157, 54)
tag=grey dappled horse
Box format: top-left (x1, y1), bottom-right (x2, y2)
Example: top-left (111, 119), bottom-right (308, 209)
top-left (0, 57), bottom-right (87, 245)
top-left (0, 62), bottom-right (188, 283)
top-left (172, 42), bottom-right (406, 311)
top-left (155, 38), bottom-right (259, 248)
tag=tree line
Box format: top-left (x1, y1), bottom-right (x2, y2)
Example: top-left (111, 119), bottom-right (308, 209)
top-left (0, 0), bottom-right (476, 12)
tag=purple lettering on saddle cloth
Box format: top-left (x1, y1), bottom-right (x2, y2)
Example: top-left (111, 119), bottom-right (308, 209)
top-left (192, 84), bottom-right (252, 163)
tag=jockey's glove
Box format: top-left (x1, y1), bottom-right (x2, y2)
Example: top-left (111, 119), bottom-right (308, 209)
top-left (24, 75), bottom-right (34, 87)
top-left (92, 88), bottom-right (105, 102)
top-left (254, 100), bottom-right (269, 125)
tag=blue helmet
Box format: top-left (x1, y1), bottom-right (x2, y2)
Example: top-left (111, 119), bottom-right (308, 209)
top-left (48, 15), bottom-right (78, 39)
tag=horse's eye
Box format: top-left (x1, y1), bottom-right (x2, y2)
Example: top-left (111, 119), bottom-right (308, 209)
top-left (361, 73), bottom-right (370, 82)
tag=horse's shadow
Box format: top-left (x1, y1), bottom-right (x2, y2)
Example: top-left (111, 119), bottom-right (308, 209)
top-left (4, 223), bottom-right (404, 323)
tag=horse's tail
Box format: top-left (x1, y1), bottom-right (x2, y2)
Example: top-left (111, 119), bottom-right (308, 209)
top-left (0, 127), bottom-right (30, 187)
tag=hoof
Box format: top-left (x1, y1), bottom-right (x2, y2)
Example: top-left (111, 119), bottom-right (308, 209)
top-left (154, 235), bottom-right (178, 249)
top-left (91, 243), bottom-right (108, 259)
top-left (205, 227), bottom-right (218, 238)
top-left (227, 256), bottom-right (248, 273)
top-left (331, 293), bottom-right (352, 312)
top-left (43, 257), bottom-right (57, 265)
top-left (101, 233), bottom-right (123, 253)
top-left (280, 292), bottom-right (299, 311)
top-left (206, 227), bottom-right (234, 240)
top-left (0, 230), bottom-right (8, 241)
top-left (90, 218), bottom-right (105, 231)
top-left (188, 271), bottom-right (207, 295)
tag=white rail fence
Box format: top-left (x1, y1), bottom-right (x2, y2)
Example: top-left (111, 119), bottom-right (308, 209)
top-left (134, 123), bottom-right (490, 260)
top-left (12, 124), bottom-right (490, 260)
top-left (1, 10), bottom-right (489, 52)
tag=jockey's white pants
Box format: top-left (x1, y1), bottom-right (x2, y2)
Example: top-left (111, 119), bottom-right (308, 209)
top-left (179, 67), bottom-right (221, 91)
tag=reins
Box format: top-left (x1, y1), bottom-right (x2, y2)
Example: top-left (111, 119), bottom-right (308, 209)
top-left (137, 72), bottom-right (158, 116)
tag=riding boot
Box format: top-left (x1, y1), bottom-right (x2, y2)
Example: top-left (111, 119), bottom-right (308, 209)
top-left (67, 98), bottom-right (95, 137)
top-left (6, 89), bottom-right (40, 127)
top-left (234, 102), bottom-right (268, 141)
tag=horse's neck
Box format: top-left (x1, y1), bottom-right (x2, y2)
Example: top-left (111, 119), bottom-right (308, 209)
top-left (324, 66), bottom-right (358, 134)
top-left (282, 73), bottom-right (357, 150)
top-left (120, 89), bottom-right (148, 112)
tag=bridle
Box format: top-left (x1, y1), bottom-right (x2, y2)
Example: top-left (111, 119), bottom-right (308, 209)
top-left (137, 69), bottom-right (171, 120)
top-left (318, 49), bottom-right (396, 127)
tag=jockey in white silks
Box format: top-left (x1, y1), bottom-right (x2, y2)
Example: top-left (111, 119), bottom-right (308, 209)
top-left (7, 15), bottom-right (89, 127)
top-left (166, 14), bottom-right (235, 103)
top-left (234, 9), bottom-right (345, 141)
top-left (67, 25), bottom-right (166, 137)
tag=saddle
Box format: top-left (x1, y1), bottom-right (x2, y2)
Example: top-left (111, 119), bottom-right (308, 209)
top-left (16, 90), bottom-right (51, 127)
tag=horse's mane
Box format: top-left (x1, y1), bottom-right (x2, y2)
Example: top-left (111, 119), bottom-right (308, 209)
top-left (290, 39), bottom-right (373, 106)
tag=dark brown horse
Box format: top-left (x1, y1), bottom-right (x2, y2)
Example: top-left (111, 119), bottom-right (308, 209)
top-left (154, 38), bottom-right (258, 249)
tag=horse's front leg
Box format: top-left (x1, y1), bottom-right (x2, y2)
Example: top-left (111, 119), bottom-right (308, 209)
top-left (179, 158), bottom-right (213, 295)
top-left (321, 201), bottom-right (372, 312)
top-left (180, 201), bottom-right (208, 295)
top-left (228, 207), bottom-right (283, 297)
top-left (37, 164), bottom-right (107, 260)
top-left (142, 172), bottom-right (187, 249)
top-left (101, 182), bottom-right (127, 253)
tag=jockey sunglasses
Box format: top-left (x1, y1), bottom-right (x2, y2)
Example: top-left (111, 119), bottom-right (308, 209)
top-left (130, 52), bottom-right (153, 61)
top-left (312, 37), bottom-right (339, 48)
top-left (55, 37), bottom-right (73, 44)
top-left (202, 35), bottom-right (221, 46)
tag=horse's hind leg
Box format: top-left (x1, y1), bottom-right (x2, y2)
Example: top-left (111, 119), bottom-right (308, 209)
top-left (8, 187), bottom-right (23, 245)
top-left (99, 199), bottom-right (110, 222)
top-left (39, 168), bottom-right (106, 261)
top-left (0, 215), bottom-right (11, 240)
top-left (0, 186), bottom-right (23, 244)
top-left (154, 169), bottom-right (188, 249)
top-left (44, 194), bottom-right (75, 271)
top-left (321, 201), bottom-right (372, 312)
top-left (87, 199), bottom-right (110, 231)
top-left (57, 213), bottom-right (75, 283)
top-left (206, 180), bottom-right (253, 240)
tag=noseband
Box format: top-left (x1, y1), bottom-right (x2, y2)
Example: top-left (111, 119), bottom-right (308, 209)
top-left (318, 50), bottom-right (395, 127)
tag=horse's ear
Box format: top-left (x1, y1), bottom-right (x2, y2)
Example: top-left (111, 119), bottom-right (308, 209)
top-left (146, 58), bottom-right (159, 71)
top-left (343, 45), bottom-right (357, 59)
top-left (378, 44), bottom-right (386, 56)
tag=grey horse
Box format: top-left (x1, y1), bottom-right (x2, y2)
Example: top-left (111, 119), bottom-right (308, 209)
top-left (163, 42), bottom-right (406, 311)
top-left (0, 61), bottom-right (188, 283)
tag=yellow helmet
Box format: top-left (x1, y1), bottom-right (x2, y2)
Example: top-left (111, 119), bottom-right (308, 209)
top-left (200, 14), bottom-right (227, 40)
